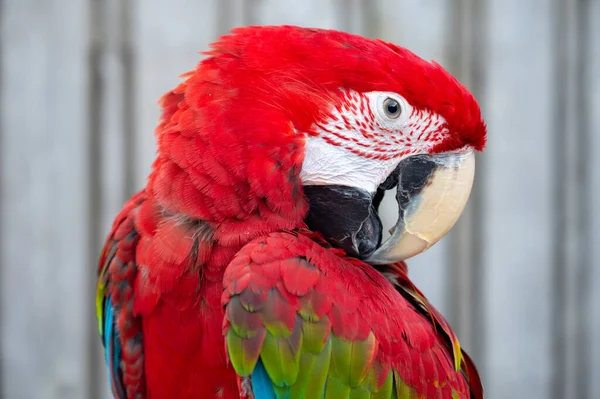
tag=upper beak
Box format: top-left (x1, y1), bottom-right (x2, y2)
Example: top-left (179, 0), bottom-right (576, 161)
top-left (365, 149), bottom-right (475, 264)
top-left (303, 149), bottom-right (475, 264)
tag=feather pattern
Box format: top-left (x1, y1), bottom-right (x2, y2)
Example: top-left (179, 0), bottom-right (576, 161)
top-left (378, 262), bottom-right (483, 399)
top-left (223, 231), bottom-right (482, 399)
top-left (96, 192), bottom-right (146, 399)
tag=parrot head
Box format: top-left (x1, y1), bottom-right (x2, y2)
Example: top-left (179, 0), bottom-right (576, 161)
top-left (153, 26), bottom-right (486, 264)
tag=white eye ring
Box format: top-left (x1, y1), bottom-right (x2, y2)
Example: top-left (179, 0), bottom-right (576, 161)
top-left (383, 98), bottom-right (402, 119)
top-left (373, 93), bottom-right (410, 126)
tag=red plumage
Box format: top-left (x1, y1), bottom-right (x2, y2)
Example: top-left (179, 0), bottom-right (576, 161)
top-left (97, 25), bottom-right (486, 398)
top-left (222, 231), bottom-right (481, 398)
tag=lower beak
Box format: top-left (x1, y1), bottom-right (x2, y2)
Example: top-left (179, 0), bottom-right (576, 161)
top-left (303, 185), bottom-right (382, 258)
top-left (304, 150), bottom-right (475, 264)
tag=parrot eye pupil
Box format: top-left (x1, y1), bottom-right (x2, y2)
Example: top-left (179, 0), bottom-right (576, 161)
top-left (383, 98), bottom-right (401, 119)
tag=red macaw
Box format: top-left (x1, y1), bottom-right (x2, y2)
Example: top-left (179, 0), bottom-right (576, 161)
top-left (96, 26), bottom-right (486, 399)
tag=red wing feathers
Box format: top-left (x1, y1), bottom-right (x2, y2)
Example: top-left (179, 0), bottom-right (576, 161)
top-left (223, 231), bottom-right (474, 398)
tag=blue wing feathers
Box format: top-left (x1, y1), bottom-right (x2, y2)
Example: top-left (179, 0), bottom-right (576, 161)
top-left (103, 295), bottom-right (125, 398)
top-left (251, 359), bottom-right (276, 399)
top-left (103, 297), bottom-right (113, 370)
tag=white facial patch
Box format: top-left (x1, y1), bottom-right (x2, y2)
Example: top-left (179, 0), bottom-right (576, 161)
top-left (300, 90), bottom-right (448, 193)
top-left (301, 136), bottom-right (398, 193)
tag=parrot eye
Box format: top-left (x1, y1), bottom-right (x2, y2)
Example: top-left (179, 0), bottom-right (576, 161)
top-left (383, 98), bottom-right (402, 119)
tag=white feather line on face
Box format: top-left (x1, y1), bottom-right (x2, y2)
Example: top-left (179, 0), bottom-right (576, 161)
top-left (299, 90), bottom-right (448, 193)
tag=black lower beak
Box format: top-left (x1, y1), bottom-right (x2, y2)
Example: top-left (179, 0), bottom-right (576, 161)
top-left (303, 185), bottom-right (382, 258)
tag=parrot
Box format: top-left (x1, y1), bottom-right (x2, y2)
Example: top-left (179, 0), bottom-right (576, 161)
top-left (96, 25), bottom-right (487, 399)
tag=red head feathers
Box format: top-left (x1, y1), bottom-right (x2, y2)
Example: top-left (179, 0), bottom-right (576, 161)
top-left (203, 26), bottom-right (486, 151)
top-left (148, 26), bottom-right (486, 240)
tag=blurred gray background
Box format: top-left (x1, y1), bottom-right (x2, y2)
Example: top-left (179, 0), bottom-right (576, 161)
top-left (1, 0), bottom-right (599, 398)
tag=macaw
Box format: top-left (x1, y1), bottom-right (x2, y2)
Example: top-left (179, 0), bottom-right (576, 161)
top-left (96, 26), bottom-right (486, 399)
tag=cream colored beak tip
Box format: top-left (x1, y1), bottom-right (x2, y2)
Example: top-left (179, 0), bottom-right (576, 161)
top-left (366, 150), bottom-right (475, 265)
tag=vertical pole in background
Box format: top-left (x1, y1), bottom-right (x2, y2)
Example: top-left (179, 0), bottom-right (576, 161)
top-left (333, 0), bottom-right (353, 33)
top-left (334, 0), bottom-right (364, 34)
top-left (0, 0), bottom-right (4, 395)
top-left (87, 0), bottom-right (138, 396)
top-left (575, 1), bottom-right (592, 396)
top-left (86, 1), bottom-right (104, 397)
top-left (243, 0), bottom-right (259, 26)
top-left (217, 0), bottom-right (250, 36)
top-left (217, 0), bottom-right (234, 36)
top-left (589, 2), bottom-right (600, 397)
top-left (122, 0), bottom-right (136, 200)
top-left (552, 0), bottom-right (592, 398)
top-left (446, 0), bottom-right (486, 371)
top-left (552, 0), bottom-right (571, 397)
top-left (358, 0), bottom-right (380, 39)
top-left (550, 2), bottom-right (569, 396)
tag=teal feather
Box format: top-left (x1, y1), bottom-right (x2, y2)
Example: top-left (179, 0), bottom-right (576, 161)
top-left (103, 296), bottom-right (125, 398)
top-left (252, 359), bottom-right (276, 399)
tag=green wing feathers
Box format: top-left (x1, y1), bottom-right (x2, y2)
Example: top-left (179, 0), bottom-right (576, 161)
top-left (222, 233), bottom-right (478, 399)
top-left (225, 286), bottom-right (411, 398)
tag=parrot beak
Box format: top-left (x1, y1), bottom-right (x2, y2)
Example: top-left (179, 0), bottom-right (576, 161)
top-left (303, 149), bottom-right (475, 263)
top-left (364, 149), bottom-right (475, 264)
